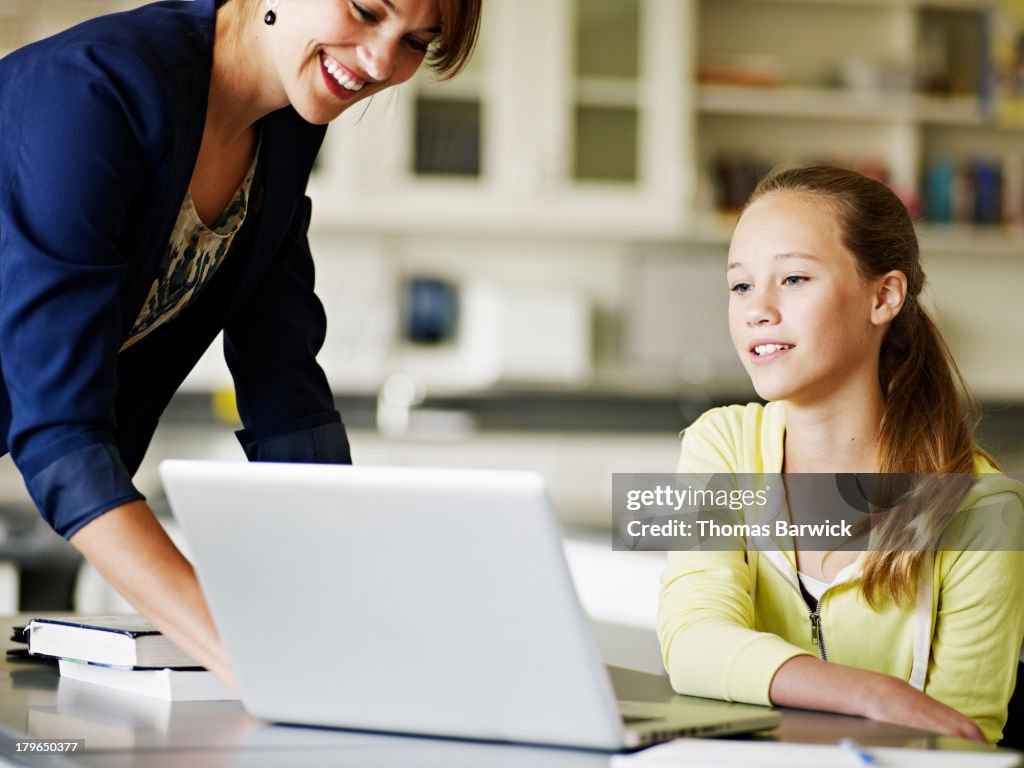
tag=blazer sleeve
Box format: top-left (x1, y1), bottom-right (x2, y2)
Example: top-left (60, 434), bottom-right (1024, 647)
top-left (0, 45), bottom-right (161, 538)
top-left (658, 408), bottom-right (811, 704)
top-left (223, 195), bottom-right (352, 465)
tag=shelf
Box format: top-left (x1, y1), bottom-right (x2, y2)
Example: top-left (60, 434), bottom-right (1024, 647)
top-left (574, 78), bottom-right (641, 109)
top-left (917, 222), bottom-right (1024, 256)
top-left (683, 214), bottom-right (1024, 258)
top-left (415, 72), bottom-right (486, 102)
top-left (697, 84), bottom-right (986, 125)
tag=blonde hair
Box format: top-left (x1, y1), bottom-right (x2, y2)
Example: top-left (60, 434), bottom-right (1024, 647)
top-left (746, 165), bottom-right (995, 608)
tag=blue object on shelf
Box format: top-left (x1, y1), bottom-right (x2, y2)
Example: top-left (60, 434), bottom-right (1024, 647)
top-left (971, 156), bottom-right (1002, 225)
top-left (925, 155), bottom-right (955, 224)
top-left (403, 277), bottom-right (459, 344)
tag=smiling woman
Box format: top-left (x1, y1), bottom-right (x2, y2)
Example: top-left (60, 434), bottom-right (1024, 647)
top-left (207, 0), bottom-right (478, 129)
top-left (224, 0), bottom-right (478, 78)
top-left (0, 0), bottom-right (480, 688)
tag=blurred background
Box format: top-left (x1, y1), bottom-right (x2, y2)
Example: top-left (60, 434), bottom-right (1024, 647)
top-left (2, 0), bottom-right (1022, 651)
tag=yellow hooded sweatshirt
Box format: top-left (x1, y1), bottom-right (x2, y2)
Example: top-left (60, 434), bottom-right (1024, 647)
top-left (658, 402), bottom-right (1024, 743)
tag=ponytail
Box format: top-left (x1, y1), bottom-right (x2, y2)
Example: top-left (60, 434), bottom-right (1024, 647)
top-left (865, 299), bottom-right (985, 606)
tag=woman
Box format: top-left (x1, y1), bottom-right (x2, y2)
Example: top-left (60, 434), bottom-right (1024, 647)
top-left (0, 0), bottom-right (480, 685)
top-left (657, 166), bottom-right (1024, 743)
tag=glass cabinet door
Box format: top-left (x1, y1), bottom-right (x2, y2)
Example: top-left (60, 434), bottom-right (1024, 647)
top-left (413, 97), bottom-right (482, 177)
top-left (572, 0), bottom-right (641, 183)
top-left (410, 34), bottom-right (486, 179)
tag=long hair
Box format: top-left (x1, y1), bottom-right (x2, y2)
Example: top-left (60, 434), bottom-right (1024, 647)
top-left (746, 165), bottom-right (992, 607)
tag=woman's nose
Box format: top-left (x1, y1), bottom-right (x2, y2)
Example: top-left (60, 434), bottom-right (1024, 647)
top-left (357, 36), bottom-right (396, 82)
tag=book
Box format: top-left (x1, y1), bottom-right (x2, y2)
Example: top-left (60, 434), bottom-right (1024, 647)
top-left (990, 0), bottom-right (1024, 127)
top-left (58, 659), bottom-right (238, 702)
top-left (26, 616), bottom-right (199, 669)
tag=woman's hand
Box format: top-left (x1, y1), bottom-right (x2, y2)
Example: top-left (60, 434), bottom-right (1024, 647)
top-left (70, 501), bottom-right (238, 690)
top-left (770, 655), bottom-right (985, 743)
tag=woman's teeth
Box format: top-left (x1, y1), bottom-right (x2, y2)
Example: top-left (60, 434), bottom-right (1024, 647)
top-left (322, 54), bottom-right (364, 91)
top-left (754, 344), bottom-right (794, 356)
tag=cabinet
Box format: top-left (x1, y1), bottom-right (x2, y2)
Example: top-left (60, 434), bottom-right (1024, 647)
top-left (8, 0), bottom-right (1020, 246)
top-left (4, 0), bottom-right (1023, 397)
top-left (306, 0), bottom-right (1024, 250)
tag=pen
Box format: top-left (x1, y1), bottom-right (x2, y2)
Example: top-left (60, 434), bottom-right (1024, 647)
top-left (838, 738), bottom-right (878, 766)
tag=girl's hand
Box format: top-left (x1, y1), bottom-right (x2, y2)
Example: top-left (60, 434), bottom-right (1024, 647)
top-left (861, 674), bottom-right (986, 743)
top-left (770, 655), bottom-right (986, 743)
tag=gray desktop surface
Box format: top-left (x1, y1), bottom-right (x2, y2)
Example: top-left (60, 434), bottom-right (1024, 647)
top-left (0, 616), bottom-right (1010, 767)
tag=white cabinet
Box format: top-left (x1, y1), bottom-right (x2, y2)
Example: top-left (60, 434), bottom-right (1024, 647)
top-left (11, 0), bottom-right (1021, 247)
top-left (6, 0), bottom-right (1022, 397)
top-left (10, 0), bottom-right (1024, 234)
top-left (305, 0), bottom-right (1024, 252)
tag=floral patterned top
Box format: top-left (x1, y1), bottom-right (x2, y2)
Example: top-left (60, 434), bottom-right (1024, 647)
top-left (121, 141), bottom-right (261, 350)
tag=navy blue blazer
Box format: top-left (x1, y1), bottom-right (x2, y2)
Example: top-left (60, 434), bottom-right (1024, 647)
top-left (0, 0), bottom-right (351, 538)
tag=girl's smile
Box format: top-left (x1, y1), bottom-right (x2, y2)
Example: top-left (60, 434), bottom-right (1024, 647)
top-left (726, 191), bottom-right (885, 407)
top-left (747, 338), bottom-right (796, 365)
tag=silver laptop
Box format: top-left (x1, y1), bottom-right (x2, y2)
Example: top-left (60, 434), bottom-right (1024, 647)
top-left (159, 460), bottom-right (780, 751)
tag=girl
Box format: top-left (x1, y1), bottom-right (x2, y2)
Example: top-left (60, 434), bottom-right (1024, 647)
top-left (658, 165), bottom-right (1024, 743)
top-left (0, 0), bottom-right (480, 686)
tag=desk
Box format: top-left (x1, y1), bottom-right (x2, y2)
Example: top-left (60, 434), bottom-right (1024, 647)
top-left (0, 616), bottom-right (1014, 767)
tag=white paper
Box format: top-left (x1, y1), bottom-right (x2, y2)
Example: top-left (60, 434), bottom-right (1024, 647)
top-left (611, 738), bottom-right (1021, 768)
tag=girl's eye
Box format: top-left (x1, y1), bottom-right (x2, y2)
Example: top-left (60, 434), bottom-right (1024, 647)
top-left (351, 1), bottom-right (376, 22)
top-left (783, 275), bottom-right (808, 287)
top-left (730, 282), bottom-right (752, 295)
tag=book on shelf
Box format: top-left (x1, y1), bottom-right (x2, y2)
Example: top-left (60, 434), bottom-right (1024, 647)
top-left (990, 0), bottom-right (1024, 127)
top-left (58, 659), bottom-right (238, 702)
top-left (26, 615), bottom-right (198, 669)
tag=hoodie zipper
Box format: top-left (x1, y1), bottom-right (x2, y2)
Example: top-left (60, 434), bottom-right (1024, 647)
top-left (809, 609), bottom-right (827, 660)
top-left (751, 539), bottom-right (856, 662)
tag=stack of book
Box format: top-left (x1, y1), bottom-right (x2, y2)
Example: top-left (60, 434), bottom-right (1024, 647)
top-left (25, 616), bottom-right (238, 701)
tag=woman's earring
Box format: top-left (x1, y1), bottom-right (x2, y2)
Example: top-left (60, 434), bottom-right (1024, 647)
top-left (264, 0), bottom-right (279, 25)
